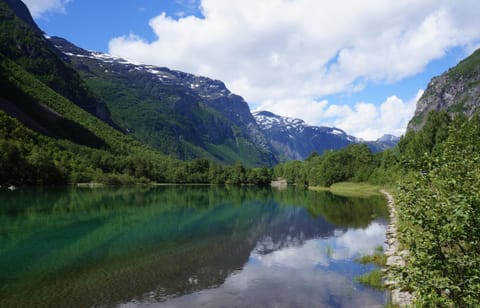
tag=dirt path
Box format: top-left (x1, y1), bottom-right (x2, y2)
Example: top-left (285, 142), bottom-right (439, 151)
top-left (380, 190), bottom-right (414, 307)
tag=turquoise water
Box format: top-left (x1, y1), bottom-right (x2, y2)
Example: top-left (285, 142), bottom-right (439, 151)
top-left (0, 186), bottom-right (388, 307)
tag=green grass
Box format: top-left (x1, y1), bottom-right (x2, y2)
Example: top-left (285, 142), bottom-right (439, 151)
top-left (355, 269), bottom-right (384, 290)
top-left (356, 245), bottom-right (387, 267)
top-left (355, 246), bottom-right (387, 290)
top-left (309, 182), bottom-right (382, 198)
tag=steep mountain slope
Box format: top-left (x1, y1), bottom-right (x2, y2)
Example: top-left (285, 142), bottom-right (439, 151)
top-left (3, 0), bottom-right (42, 34)
top-left (408, 48), bottom-right (480, 131)
top-left (51, 37), bottom-right (276, 166)
top-left (254, 111), bottom-right (399, 160)
top-left (0, 0), bottom-right (190, 185)
top-left (0, 0), bottom-right (112, 124)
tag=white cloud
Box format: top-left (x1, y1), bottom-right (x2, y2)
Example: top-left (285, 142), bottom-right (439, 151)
top-left (107, 0), bottom-right (480, 136)
top-left (23, 0), bottom-right (71, 18)
top-left (252, 222), bottom-right (386, 268)
top-left (323, 90), bottom-right (423, 140)
top-left (334, 222), bottom-right (386, 258)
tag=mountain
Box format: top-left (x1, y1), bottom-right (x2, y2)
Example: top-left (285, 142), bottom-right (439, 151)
top-left (253, 111), bottom-right (357, 160)
top-left (0, 0), bottom-right (200, 185)
top-left (50, 37), bottom-right (276, 166)
top-left (408, 48), bottom-right (480, 131)
top-left (3, 0), bottom-right (42, 34)
top-left (0, 0), bottom-right (113, 126)
top-left (364, 134), bottom-right (400, 152)
top-left (0, 0), bottom-right (397, 181)
top-left (0, 0), bottom-right (119, 148)
top-left (253, 111), bottom-right (397, 160)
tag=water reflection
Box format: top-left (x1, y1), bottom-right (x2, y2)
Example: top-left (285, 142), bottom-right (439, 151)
top-left (252, 222), bottom-right (386, 269)
top-left (149, 222), bottom-right (386, 308)
top-left (0, 186), bottom-right (387, 307)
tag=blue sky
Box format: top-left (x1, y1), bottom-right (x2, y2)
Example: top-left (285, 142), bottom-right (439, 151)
top-left (31, 0), bottom-right (203, 53)
top-left (25, 0), bottom-right (480, 139)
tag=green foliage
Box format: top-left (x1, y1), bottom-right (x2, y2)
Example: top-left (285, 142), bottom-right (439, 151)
top-left (396, 111), bottom-right (451, 169)
top-left (0, 111), bottom-right (68, 185)
top-left (274, 144), bottom-right (378, 187)
top-left (0, 109), bottom-right (273, 186)
top-left (0, 0), bottom-right (274, 186)
top-left (2, 3), bottom-right (479, 304)
top-left (394, 114), bottom-right (480, 307)
top-left (447, 48), bottom-right (480, 79)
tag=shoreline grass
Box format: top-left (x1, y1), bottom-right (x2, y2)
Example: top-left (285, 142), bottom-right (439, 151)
top-left (355, 269), bottom-right (385, 290)
top-left (309, 182), bottom-right (383, 198)
top-left (356, 245), bottom-right (387, 267)
top-left (355, 245), bottom-right (387, 290)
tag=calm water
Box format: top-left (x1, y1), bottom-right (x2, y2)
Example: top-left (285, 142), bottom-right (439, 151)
top-left (0, 186), bottom-right (389, 307)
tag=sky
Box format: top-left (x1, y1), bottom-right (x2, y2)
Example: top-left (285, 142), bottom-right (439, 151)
top-left (24, 0), bottom-right (480, 140)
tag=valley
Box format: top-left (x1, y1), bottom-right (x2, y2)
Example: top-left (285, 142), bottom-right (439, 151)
top-left (1, 0), bottom-right (480, 306)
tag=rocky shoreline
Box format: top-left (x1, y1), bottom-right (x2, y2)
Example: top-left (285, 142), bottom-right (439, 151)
top-left (380, 190), bottom-right (414, 307)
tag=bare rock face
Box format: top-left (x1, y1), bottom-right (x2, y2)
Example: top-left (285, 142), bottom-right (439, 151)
top-left (408, 48), bottom-right (480, 131)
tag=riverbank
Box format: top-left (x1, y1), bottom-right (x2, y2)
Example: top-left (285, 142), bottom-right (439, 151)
top-left (381, 190), bottom-right (414, 307)
top-left (311, 184), bottom-right (414, 305)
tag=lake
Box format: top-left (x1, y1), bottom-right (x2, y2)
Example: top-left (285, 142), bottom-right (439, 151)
top-left (0, 186), bottom-right (389, 307)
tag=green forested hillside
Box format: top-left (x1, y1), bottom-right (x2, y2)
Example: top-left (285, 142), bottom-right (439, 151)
top-left (0, 0), bottom-right (112, 123)
top-left (0, 106), bottom-right (272, 186)
top-left (51, 36), bottom-right (275, 167)
top-left (0, 59), bottom-right (272, 186)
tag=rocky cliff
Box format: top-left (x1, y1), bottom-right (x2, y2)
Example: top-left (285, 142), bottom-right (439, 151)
top-left (408, 48), bottom-right (480, 131)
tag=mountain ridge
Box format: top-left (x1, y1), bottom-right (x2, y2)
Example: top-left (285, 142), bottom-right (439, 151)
top-left (50, 36), bottom-right (277, 166)
top-left (50, 35), bottom-right (399, 164)
top-left (254, 110), bottom-right (399, 160)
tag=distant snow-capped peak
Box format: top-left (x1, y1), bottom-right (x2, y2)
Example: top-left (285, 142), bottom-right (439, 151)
top-left (253, 111), bottom-right (306, 130)
top-left (254, 111), bottom-right (350, 135)
top-left (376, 134), bottom-right (400, 142)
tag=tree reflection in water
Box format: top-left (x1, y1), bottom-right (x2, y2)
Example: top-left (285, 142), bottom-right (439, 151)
top-left (0, 186), bottom-right (388, 307)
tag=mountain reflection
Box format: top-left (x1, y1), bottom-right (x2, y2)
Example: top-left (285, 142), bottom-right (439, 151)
top-left (0, 186), bottom-right (387, 307)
